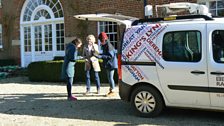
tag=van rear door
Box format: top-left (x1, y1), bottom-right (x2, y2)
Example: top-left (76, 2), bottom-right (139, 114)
top-left (74, 13), bottom-right (138, 27)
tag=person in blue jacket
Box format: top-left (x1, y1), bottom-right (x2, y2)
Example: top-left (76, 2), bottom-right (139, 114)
top-left (61, 38), bottom-right (83, 101)
top-left (98, 32), bottom-right (118, 96)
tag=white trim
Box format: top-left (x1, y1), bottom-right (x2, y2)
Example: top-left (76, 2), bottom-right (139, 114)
top-left (21, 18), bottom-right (64, 26)
top-left (20, 26), bottom-right (25, 67)
top-left (52, 23), bottom-right (56, 57)
top-left (41, 25), bottom-right (45, 52)
top-left (20, 0), bottom-right (65, 67)
top-left (97, 22), bottom-right (101, 49)
top-left (0, 24), bottom-right (2, 49)
top-left (31, 25), bottom-right (35, 62)
top-left (0, 0), bottom-right (2, 8)
top-left (20, 0), bottom-right (29, 24)
top-left (31, 5), bottom-right (55, 21)
top-left (20, 0), bottom-right (64, 23)
top-left (198, 0), bottom-right (224, 16)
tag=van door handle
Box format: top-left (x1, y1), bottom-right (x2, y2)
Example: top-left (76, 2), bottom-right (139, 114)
top-left (191, 71), bottom-right (205, 74)
top-left (210, 72), bottom-right (224, 75)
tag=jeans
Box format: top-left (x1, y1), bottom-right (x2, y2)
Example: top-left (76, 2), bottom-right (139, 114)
top-left (86, 70), bottom-right (100, 91)
top-left (106, 69), bottom-right (115, 91)
top-left (67, 77), bottom-right (73, 97)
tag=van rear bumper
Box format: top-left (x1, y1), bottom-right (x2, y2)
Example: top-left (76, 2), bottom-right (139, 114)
top-left (118, 80), bottom-right (132, 102)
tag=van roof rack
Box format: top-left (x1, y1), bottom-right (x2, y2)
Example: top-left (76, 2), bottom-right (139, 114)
top-left (132, 14), bottom-right (213, 26)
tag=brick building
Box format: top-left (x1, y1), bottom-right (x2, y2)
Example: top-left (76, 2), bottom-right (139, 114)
top-left (0, 0), bottom-right (223, 67)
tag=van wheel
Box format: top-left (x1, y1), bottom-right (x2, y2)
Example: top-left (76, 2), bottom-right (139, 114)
top-left (131, 86), bottom-right (164, 117)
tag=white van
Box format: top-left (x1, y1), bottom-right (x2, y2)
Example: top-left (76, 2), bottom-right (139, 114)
top-left (75, 3), bottom-right (224, 117)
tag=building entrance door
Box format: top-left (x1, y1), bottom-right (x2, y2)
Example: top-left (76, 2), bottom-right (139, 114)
top-left (20, 0), bottom-right (65, 67)
top-left (33, 24), bottom-right (53, 62)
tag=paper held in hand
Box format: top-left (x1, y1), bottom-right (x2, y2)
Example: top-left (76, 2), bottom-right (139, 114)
top-left (90, 56), bottom-right (101, 71)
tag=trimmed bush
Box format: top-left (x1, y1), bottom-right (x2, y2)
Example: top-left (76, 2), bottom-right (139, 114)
top-left (27, 60), bottom-right (118, 83)
top-left (0, 59), bottom-right (17, 66)
top-left (28, 60), bottom-right (63, 82)
top-left (53, 56), bottom-right (64, 61)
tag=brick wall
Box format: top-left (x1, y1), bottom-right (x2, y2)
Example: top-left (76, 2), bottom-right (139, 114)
top-left (0, 0), bottom-right (25, 64)
top-left (0, 0), bottom-right (198, 65)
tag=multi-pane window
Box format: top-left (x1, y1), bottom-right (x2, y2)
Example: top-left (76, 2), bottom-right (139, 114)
top-left (212, 30), bottom-right (224, 63)
top-left (162, 31), bottom-right (201, 62)
top-left (0, 25), bottom-right (2, 49)
top-left (44, 24), bottom-right (52, 51)
top-left (99, 21), bottom-right (118, 49)
top-left (22, 0), bottom-right (65, 52)
top-left (209, 0), bottom-right (224, 16)
top-left (24, 27), bottom-right (31, 52)
top-left (198, 0), bottom-right (224, 16)
top-left (23, 0), bottom-right (63, 21)
top-left (34, 9), bottom-right (51, 20)
top-left (34, 26), bottom-right (42, 52)
top-left (0, 0), bottom-right (2, 8)
top-left (56, 23), bottom-right (64, 51)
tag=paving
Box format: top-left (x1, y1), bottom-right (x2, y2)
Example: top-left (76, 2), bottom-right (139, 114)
top-left (0, 77), bottom-right (224, 126)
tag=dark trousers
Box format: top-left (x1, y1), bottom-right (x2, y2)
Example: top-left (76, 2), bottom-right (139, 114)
top-left (66, 77), bottom-right (73, 97)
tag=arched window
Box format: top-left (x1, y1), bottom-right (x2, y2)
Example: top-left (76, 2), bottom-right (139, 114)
top-left (20, 0), bottom-right (64, 67)
top-left (23, 0), bottom-right (63, 21)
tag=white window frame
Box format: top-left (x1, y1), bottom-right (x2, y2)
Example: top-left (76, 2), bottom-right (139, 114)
top-left (0, 0), bottom-right (2, 8)
top-left (98, 21), bottom-right (118, 50)
top-left (20, 0), bottom-right (64, 67)
top-left (0, 24), bottom-right (2, 49)
top-left (198, 0), bottom-right (224, 16)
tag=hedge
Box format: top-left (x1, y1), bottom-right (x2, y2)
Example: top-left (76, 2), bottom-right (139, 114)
top-left (27, 60), bottom-right (118, 83)
top-left (0, 59), bottom-right (17, 66)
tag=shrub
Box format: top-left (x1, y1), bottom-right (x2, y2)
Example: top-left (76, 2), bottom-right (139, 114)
top-left (0, 59), bottom-right (17, 66)
top-left (53, 56), bottom-right (64, 61)
top-left (27, 60), bottom-right (118, 83)
top-left (28, 60), bottom-right (63, 82)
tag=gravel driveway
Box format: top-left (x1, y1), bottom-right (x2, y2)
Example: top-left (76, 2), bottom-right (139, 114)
top-left (0, 77), bottom-right (224, 126)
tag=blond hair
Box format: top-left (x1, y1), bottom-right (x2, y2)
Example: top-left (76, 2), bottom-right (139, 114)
top-left (86, 34), bottom-right (96, 43)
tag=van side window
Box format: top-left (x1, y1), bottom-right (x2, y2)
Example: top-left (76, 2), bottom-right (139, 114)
top-left (162, 31), bottom-right (201, 62)
top-left (212, 30), bottom-right (224, 63)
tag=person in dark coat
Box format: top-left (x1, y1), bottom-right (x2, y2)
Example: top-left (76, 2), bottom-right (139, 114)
top-left (61, 38), bottom-right (82, 101)
top-left (98, 32), bottom-right (118, 96)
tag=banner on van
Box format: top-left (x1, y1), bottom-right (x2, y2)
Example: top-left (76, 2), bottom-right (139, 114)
top-left (122, 23), bottom-right (168, 81)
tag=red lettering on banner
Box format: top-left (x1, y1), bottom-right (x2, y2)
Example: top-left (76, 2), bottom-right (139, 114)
top-left (130, 45), bottom-right (138, 54)
top-left (126, 52), bottom-right (132, 58)
top-left (146, 28), bottom-right (153, 37)
top-left (152, 24), bottom-right (161, 31)
top-left (145, 24), bottom-right (161, 37)
top-left (125, 36), bottom-right (146, 59)
top-left (147, 39), bottom-right (153, 45)
top-left (146, 38), bottom-right (162, 57)
top-left (131, 65), bottom-right (144, 80)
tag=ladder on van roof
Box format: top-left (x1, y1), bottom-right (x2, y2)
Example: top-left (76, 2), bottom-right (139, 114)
top-left (132, 14), bottom-right (214, 26)
top-left (154, 2), bottom-right (211, 17)
top-left (134, 2), bottom-right (214, 26)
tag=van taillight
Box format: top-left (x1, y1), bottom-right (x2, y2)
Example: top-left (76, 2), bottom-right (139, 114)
top-left (118, 54), bottom-right (122, 80)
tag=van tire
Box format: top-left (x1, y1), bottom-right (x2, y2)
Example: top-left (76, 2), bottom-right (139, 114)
top-left (131, 86), bottom-right (164, 117)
